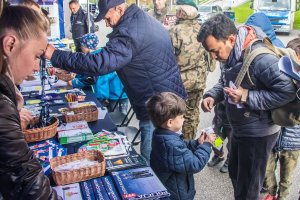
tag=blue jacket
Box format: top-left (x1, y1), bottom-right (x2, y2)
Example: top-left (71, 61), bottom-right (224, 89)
top-left (150, 128), bottom-right (212, 200)
top-left (275, 125), bottom-right (300, 151)
top-left (51, 4), bottom-right (187, 120)
top-left (245, 13), bottom-right (285, 48)
top-left (204, 26), bottom-right (296, 137)
top-left (72, 49), bottom-right (128, 100)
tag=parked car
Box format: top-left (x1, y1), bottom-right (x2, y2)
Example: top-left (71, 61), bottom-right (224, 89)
top-left (197, 5), bottom-right (223, 24)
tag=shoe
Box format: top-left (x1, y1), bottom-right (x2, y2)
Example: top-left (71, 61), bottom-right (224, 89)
top-left (220, 160), bottom-right (228, 173)
top-left (207, 155), bottom-right (224, 167)
top-left (262, 194), bottom-right (277, 200)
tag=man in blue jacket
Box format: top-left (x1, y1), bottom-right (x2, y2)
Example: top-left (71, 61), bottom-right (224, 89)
top-left (198, 14), bottom-right (296, 200)
top-left (44, 0), bottom-right (187, 162)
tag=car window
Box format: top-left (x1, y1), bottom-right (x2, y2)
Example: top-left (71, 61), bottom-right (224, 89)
top-left (217, 6), bottom-right (222, 12)
top-left (198, 5), bottom-right (212, 12)
top-left (212, 6), bottom-right (217, 12)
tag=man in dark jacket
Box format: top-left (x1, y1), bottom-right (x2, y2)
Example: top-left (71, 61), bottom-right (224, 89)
top-left (69, 0), bottom-right (95, 52)
top-left (44, 0), bottom-right (187, 162)
top-left (198, 14), bottom-right (296, 200)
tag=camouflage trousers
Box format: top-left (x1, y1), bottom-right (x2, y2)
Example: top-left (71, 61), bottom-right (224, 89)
top-left (264, 149), bottom-right (300, 200)
top-left (182, 90), bottom-right (203, 140)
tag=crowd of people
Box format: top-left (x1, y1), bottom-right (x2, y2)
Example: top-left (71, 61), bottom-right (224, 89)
top-left (0, 0), bottom-right (300, 199)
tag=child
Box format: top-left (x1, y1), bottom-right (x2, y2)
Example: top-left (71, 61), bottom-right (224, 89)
top-left (70, 33), bottom-right (128, 114)
top-left (263, 38), bottom-right (300, 200)
top-left (146, 92), bottom-right (215, 200)
top-left (207, 101), bottom-right (232, 173)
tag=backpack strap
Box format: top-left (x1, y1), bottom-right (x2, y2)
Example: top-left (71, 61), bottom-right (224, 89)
top-left (235, 39), bottom-right (277, 87)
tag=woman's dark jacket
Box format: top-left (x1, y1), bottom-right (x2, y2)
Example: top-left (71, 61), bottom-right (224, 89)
top-left (0, 74), bottom-right (57, 200)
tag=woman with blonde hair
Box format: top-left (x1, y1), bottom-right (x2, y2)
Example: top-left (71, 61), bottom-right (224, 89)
top-left (0, 2), bottom-right (57, 199)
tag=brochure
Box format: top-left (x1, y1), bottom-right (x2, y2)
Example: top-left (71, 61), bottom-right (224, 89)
top-left (111, 167), bottom-right (170, 200)
top-left (53, 183), bottom-right (83, 200)
top-left (106, 154), bottom-right (148, 171)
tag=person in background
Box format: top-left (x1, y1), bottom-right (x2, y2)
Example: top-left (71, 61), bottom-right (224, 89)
top-left (207, 100), bottom-right (232, 173)
top-left (148, 0), bottom-right (169, 23)
top-left (146, 92), bottom-right (215, 200)
top-left (0, 3), bottom-right (57, 199)
top-left (262, 38), bottom-right (300, 200)
top-left (245, 12), bottom-right (285, 48)
top-left (198, 14), bottom-right (296, 200)
top-left (44, 0), bottom-right (187, 162)
top-left (69, 33), bottom-right (128, 114)
top-left (69, 0), bottom-right (95, 52)
top-left (168, 0), bottom-right (215, 140)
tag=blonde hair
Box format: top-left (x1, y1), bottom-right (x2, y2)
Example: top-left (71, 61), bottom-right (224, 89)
top-left (0, 2), bottom-right (49, 74)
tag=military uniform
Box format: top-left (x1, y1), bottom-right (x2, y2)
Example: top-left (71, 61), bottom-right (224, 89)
top-left (148, 7), bottom-right (169, 24)
top-left (169, 19), bottom-right (215, 140)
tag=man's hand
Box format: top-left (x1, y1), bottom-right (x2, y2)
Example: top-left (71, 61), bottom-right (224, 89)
top-left (201, 97), bottom-right (215, 112)
top-left (224, 86), bottom-right (244, 103)
top-left (19, 108), bottom-right (33, 130)
top-left (44, 44), bottom-right (56, 60)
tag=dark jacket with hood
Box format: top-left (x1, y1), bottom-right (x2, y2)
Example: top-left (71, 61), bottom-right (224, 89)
top-left (51, 4), bottom-right (187, 121)
top-left (0, 74), bottom-right (57, 200)
top-left (204, 26), bottom-right (296, 138)
top-left (150, 128), bottom-right (212, 200)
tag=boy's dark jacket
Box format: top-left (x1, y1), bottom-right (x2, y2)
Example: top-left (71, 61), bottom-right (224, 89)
top-left (150, 128), bottom-right (212, 200)
top-left (0, 74), bottom-right (57, 199)
top-left (51, 4), bottom-right (187, 121)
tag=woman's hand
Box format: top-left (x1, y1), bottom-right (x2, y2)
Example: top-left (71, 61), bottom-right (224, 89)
top-left (19, 108), bottom-right (33, 130)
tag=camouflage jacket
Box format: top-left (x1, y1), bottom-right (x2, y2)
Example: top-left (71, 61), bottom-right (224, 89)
top-left (169, 19), bottom-right (215, 92)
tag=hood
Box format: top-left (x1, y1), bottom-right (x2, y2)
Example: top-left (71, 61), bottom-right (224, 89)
top-left (245, 12), bottom-right (285, 48)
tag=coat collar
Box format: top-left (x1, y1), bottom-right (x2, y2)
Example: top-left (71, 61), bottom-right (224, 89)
top-left (0, 74), bottom-right (17, 106)
top-left (154, 127), bottom-right (181, 137)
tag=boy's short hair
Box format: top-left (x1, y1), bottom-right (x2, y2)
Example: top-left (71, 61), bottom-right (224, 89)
top-left (146, 92), bottom-right (186, 127)
top-left (287, 38), bottom-right (300, 56)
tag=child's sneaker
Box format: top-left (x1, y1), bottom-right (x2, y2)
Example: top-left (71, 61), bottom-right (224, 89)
top-left (220, 159), bottom-right (229, 173)
top-left (207, 155), bottom-right (224, 167)
top-left (262, 194), bottom-right (277, 200)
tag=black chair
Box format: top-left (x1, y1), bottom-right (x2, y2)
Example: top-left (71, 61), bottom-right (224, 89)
top-left (107, 90), bottom-right (141, 146)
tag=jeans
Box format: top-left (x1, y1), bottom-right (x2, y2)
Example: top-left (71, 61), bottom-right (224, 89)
top-left (139, 120), bottom-right (155, 162)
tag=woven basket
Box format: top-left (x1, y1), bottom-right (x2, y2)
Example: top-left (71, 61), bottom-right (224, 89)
top-left (62, 105), bottom-right (98, 123)
top-left (50, 150), bottom-right (105, 185)
top-left (23, 117), bottom-right (59, 142)
top-left (55, 72), bottom-right (75, 82)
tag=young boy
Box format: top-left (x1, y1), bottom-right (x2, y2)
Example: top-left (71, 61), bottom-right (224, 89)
top-left (69, 33), bottom-right (128, 114)
top-left (146, 92), bottom-right (215, 200)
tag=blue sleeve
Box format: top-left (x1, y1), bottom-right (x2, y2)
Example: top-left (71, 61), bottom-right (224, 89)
top-left (93, 75), bottom-right (110, 99)
top-left (247, 54), bottom-right (297, 110)
top-left (169, 142), bottom-right (212, 174)
top-left (51, 30), bottom-right (133, 76)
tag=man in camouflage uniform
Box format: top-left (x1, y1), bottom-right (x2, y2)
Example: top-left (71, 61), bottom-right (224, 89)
top-left (169, 0), bottom-right (215, 140)
top-left (148, 0), bottom-right (169, 23)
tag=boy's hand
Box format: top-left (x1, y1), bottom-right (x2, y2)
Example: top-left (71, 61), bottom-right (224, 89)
top-left (201, 97), bottom-right (215, 112)
top-left (197, 132), bottom-right (205, 144)
top-left (204, 133), bottom-right (216, 145)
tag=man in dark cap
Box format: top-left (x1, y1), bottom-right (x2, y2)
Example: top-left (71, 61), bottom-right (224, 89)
top-left (44, 0), bottom-right (187, 162)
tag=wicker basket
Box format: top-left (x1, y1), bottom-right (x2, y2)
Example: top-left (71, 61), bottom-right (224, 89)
top-left (50, 150), bottom-right (106, 185)
top-left (55, 72), bottom-right (75, 82)
top-left (23, 117), bottom-right (59, 142)
top-left (62, 105), bottom-right (98, 123)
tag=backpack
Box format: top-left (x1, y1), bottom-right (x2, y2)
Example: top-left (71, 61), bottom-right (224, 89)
top-left (235, 38), bottom-right (300, 127)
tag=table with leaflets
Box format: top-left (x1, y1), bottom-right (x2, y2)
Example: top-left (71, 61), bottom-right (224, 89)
top-left (19, 38), bottom-right (171, 200)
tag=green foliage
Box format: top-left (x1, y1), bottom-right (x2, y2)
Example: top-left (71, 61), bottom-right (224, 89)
top-left (232, 1), bottom-right (254, 23)
top-left (294, 10), bottom-right (300, 29)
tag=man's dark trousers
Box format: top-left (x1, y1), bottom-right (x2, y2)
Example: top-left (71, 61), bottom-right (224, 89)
top-left (229, 132), bottom-right (279, 200)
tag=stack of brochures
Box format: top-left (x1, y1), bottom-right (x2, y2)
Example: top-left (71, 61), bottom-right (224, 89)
top-left (57, 121), bottom-right (94, 145)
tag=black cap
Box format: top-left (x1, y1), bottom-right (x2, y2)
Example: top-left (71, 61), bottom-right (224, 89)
top-left (95, 0), bottom-right (125, 22)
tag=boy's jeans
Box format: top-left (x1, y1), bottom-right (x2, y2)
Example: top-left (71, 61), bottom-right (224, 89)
top-left (139, 120), bottom-right (155, 163)
top-left (264, 150), bottom-right (300, 199)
